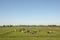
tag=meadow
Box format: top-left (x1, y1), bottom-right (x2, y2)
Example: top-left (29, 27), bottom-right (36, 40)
top-left (0, 27), bottom-right (60, 40)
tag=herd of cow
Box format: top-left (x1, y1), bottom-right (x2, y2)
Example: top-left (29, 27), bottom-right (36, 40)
top-left (14, 28), bottom-right (53, 34)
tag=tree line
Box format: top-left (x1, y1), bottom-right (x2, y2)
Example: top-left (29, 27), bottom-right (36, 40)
top-left (0, 25), bottom-right (60, 27)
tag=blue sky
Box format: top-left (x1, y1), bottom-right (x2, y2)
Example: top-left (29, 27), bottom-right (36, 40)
top-left (0, 0), bottom-right (60, 25)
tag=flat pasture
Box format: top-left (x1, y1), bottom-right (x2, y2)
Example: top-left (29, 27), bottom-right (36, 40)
top-left (0, 27), bottom-right (60, 40)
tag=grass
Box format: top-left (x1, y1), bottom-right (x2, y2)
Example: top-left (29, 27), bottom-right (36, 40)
top-left (0, 27), bottom-right (60, 40)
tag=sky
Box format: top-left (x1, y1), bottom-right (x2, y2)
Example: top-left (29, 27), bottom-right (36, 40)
top-left (0, 0), bottom-right (60, 25)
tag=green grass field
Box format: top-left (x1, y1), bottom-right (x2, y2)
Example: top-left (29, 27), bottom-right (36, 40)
top-left (0, 27), bottom-right (60, 40)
